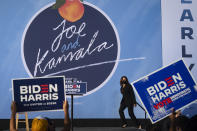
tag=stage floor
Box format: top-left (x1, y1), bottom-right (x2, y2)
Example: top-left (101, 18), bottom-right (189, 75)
top-left (74, 127), bottom-right (145, 131)
top-left (3, 127), bottom-right (145, 131)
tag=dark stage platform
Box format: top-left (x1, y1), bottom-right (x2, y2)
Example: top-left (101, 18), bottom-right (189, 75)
top-left (0, 119), bottom-right (150, 130)
top-left (3, 127), bottom-right (145, 131)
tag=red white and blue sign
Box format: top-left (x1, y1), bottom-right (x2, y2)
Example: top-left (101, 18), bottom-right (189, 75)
top-left (65, 82), bottom-right (87, 95)
top-left (132, 59), bottom-right (197, 123)
top-left (65, 78), bottom-right (87, 95)
top-left (12, 76), bottom-right (65, 113)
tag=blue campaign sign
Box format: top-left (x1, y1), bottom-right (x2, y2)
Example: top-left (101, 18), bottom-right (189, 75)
top-left (65, 80), bottom-right (87, 95)
top-left (132, 59), bottom-right (197, 123)
top-left (12, 76), bottom-right (65, 113)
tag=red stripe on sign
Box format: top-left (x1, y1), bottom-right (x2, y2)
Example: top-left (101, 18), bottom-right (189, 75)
top-left (168, 82), bottom-right (175, 87)
top-left (41, 91), bottom-right (49, 93)
top-left (166, 79), bottom-right (173, 83)
top-left (165, 77), bottom-right (172, 81)
top-left (40, 85), bottom-right (48, 87)
top-left (41, 88), bottom-right (49, 90)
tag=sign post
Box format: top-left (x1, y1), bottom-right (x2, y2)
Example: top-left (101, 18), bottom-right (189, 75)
top-left (65, 78), bottom-right (87, 131)
top-left (71, 94), bottom-right (74, 131)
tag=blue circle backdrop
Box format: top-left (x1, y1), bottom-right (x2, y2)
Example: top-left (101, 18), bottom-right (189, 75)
top-left (22, 2), bottom-right (120, 96)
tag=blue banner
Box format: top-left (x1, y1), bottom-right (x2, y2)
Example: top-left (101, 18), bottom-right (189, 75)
top-left (132, 59), bottom-right (197, 123)
top-left (65, 82), bottom-right (87, 95)
top-left (65, 78), bottom-right (87, 95)
top-left (0, 0), bottom-right (162, 119)
top-left (12, 76), bottom-right (65, 113)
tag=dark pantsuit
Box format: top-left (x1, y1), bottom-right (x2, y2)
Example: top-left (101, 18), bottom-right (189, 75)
top-left (119, 103), bottom-right (139, 127)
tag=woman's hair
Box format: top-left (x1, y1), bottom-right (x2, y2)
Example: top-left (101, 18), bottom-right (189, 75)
top-left (31, 117), bottom-right (48, 131)
top-left (120, 76), bottom-right (129, 86)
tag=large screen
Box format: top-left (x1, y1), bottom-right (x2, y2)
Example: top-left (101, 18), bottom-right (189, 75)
top-left (0, 0), bottom-right (162, 119)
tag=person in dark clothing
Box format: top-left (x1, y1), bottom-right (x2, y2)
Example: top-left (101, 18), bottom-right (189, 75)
top-left (119, 76), bottom-right (140, 128)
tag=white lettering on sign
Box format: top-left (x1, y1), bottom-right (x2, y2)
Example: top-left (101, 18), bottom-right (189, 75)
top-left (19, 84), bottom-right (58, 102)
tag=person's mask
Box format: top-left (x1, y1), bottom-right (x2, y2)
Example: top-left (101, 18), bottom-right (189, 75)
top-left (121, 80), bottom-right (127, 84)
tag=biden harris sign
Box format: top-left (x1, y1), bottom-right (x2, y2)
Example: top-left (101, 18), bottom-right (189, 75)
top-left (12, 76), bottom-right (65, 112)
top-left (65, 78), bottom-right (87, 95)
top-left (132, 59), bottom-right (197, 123)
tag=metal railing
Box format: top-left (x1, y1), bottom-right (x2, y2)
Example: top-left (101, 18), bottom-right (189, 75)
top-left (137, 102), bottom-right (147, 129)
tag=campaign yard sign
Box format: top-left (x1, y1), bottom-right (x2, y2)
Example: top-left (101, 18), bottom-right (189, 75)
top-left (132, 59), bottom-right (197, 123)
top-left (12, 76), bottom-right (65, 112)
top-left (65, 78), bottom-right (87, 95)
